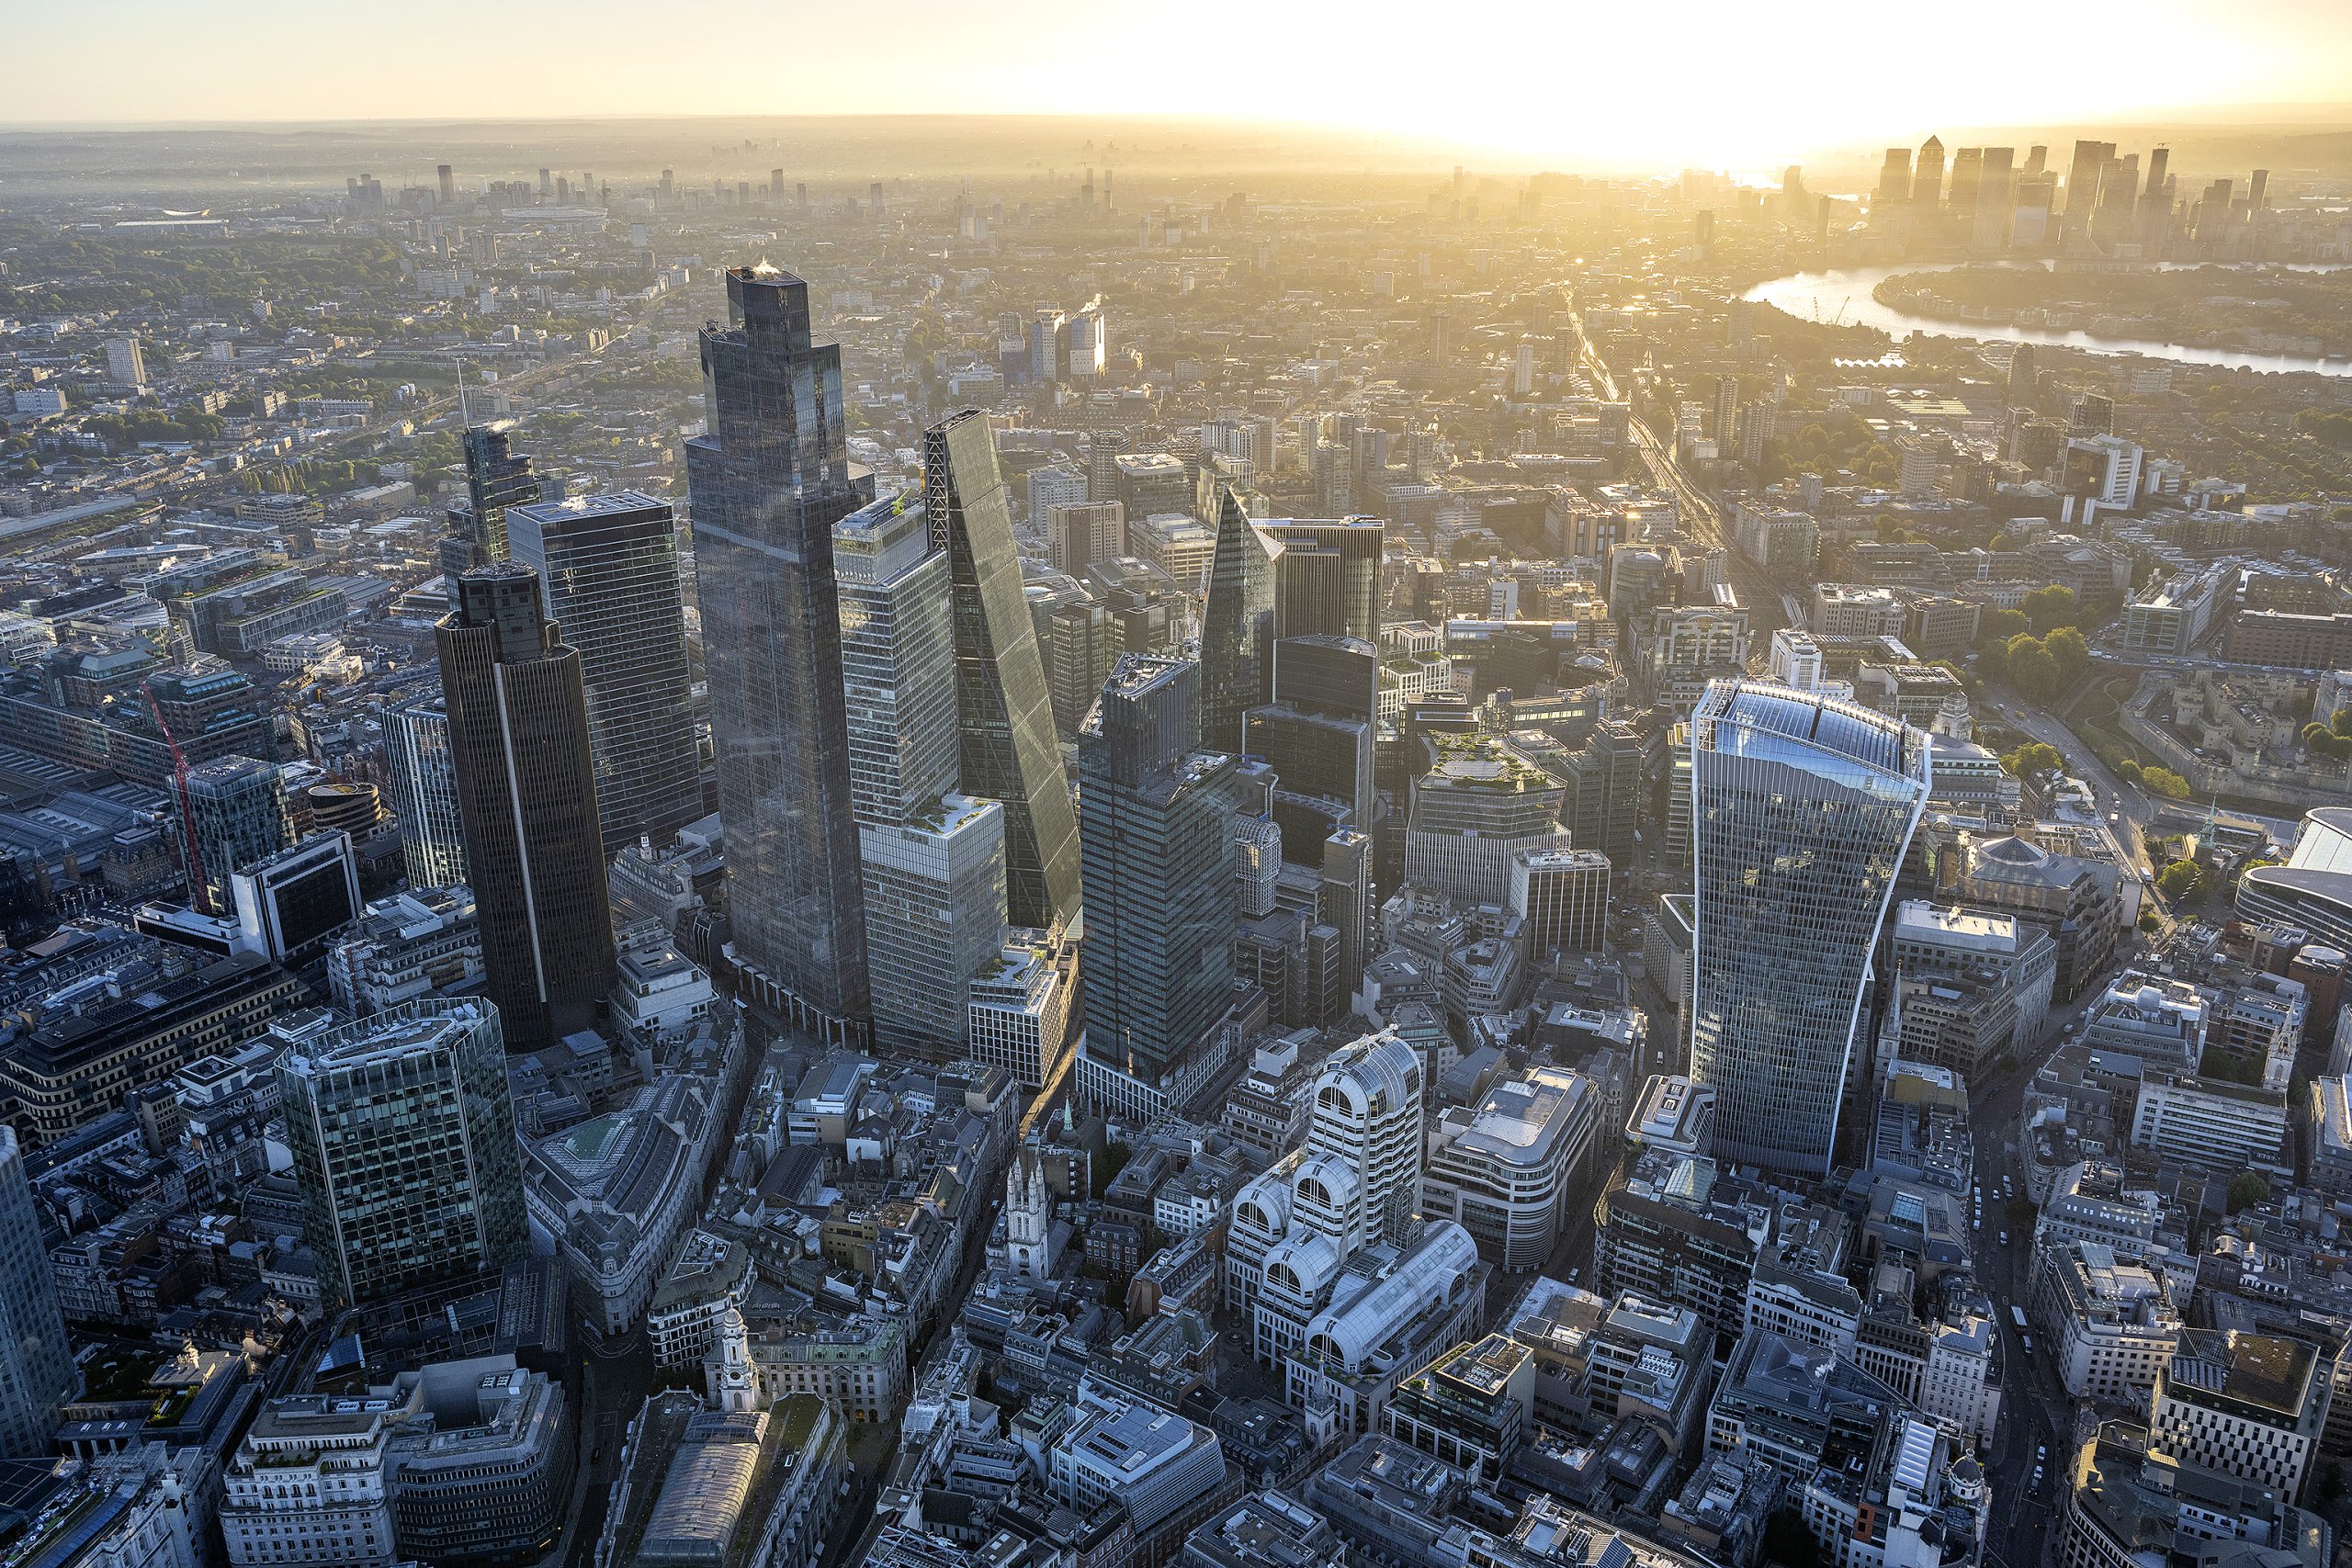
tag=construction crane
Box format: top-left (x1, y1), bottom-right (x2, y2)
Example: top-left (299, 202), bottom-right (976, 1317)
top-left (141, 682), bottom-right (211, 915)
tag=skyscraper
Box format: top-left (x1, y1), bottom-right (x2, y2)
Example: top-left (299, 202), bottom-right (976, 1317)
top-left (182, 754), bottom-right (290, 914)
top-left (1244, 634), bottom-right (1377, 863)
top-left (925, 410), bottom-right (1082, 934)
top-left (435, 562), bottom-right (616, 1052)
top-left (1687, 682), bottom-right (1930, 1175)
top-left (504, 490), bottom-right (703, 855)
top-left (277, 999), bottom-right (528, 1313)
top-left (835, 491), bottom-right (1008, 1055)
top-left (385, 691), bottom-right (468, 887)
top-left (1079, 657), bottom-right (1265, 1093)
top-left (1198, 485), bottom-right (1275, 753)
top-left (686, 264), bottom-right (873, 1042)
top-left (442, 422), bottom-right (542, 588)
top-left (0, 1127), bottom-right (72, 1453)
top-left (1912, 136), bottom-right (1945, 208)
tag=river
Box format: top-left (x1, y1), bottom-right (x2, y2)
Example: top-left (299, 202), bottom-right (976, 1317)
top-left (1741, 262), bottom-right (2352, 378)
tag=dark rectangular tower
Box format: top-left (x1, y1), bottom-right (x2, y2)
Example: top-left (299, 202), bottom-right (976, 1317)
top-left (435, 562), bottom-right (616, 1052)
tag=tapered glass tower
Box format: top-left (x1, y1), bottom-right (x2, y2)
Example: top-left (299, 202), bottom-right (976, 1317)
top-left (1198, 485), bottom-right (1273, 754)
top-left (687, 265), bottom-right (873, 1041)
top-left (924, 410), bottom-right (1081, 933)
top-left (1688, 681), bottom-right (1930, 1175)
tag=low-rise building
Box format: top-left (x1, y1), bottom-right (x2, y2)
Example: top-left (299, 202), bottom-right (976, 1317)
top-left (2032, 1241), bottom-right (2183, 1404)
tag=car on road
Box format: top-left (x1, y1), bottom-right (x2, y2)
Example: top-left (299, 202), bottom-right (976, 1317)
top-left (1998, 1231), bottom-right (2007, 1246)
top-left (2037, 1446), bottom-right (2047, 1461)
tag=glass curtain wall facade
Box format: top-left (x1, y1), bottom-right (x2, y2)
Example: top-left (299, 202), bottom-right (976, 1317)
top-left (686, 264), bottom-right (873, 1042)
top-left (924, 409), bottom-right (1081, 934)
top-left (504, 490), bottom-right (703, 855)
top-left (277, 999), bottom-right (528, 1313)
top-left (1199, 485), bottom-right (1275, 755)
top-left (1079, 657), bottom-right (1261, 1087)
top-left (1688, 681), bottom-right (1931, 1175)
top-left (835, 491), bottom-right (1008, 1055)
top-left (385, 691), bottom-right (468, 887)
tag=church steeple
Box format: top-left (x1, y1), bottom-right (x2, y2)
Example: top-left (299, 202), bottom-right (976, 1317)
top-left (716, 1303), bottom-right (761, 1414)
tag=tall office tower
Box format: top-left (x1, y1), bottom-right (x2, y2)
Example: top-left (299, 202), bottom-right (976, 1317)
top-left (504, 491), bottom-right (703, 854)
top-left (687, 264), bottom-right (872, 1041)
top-left (1067, 303), bottom-right (1106, 379)
top-left (2249, 168), bottom-right (2270, 211)
top-left (1911, 136), bottom-right (1945, 208)
top-left (1565, 719), bottom-right (1645, 869)
top-left (277, 999), bottom-right (528, 1313)
top-left (1306, 1027), bottom-right (1426, 1247)
top-left (835, 491), bottom-right (1008, 1055)
top-left (925, 411), bottom-right (1082, 934)
top-left (1688, 682), bottom-right (1930, 1175)
top-left (1947, 147), bottom-right (1982, 214)
top-left (435, 563), bottom-right (616, 1052)
top-left (1244, 634), bottom-right (1376, 863)
top-left (1405, 733), bottom-right (1574, 908)
top-left (1048, 501), bottom-right (1125, 575)
top-left (105, 335), bottom-right (146, 387)
top-left (1199, 486), bottom-right (1276, 753)
top-left (1080, 657), bottom-right (1261, 1089)
top-left (0, 1127), bottom-right (72, 1453)
top-left (2025, 144), bottom-right (2048, 175)
top-left (1264, 519), bottom-right (1382, 645)
top-left (442, 422), bottom-right (539, 587)
top-left (385, 692), bottom-right (469, 887)
top-left (183, 755), bottom-right (290, 914)
top-left (1713, 375), bottom-right (1739, 441)
top-left (1087, 430), bottom-right (1127, 504)
top-left (1973, 148), bottom-right (2017, 251)
top-left (2063, 140), bottom-right (2117, 243)
top-left (1875, 148), bottom-right (1914, 208)
top-left (1028, 310), bottom-right (1067, 384)
top-left (1033, 582), bottom-right (1120, 737)
top-left (436, 164), bottom-right (455, 204)
top-left (1320, 828), bottom-right (1376, 991)
top-left (1430, 310), bottom-right (1453, 367)
top-left (2007, 343), bottom-right (2039, 408)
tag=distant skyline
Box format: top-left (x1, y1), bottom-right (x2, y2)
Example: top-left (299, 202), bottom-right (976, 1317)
top-left (13, 0), bottom-right (2352, 168)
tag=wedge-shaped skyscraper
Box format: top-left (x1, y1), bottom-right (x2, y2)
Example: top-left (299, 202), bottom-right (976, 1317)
top-left (1688, 681), bottom-right (1930, 1175)
top-left (924, 410), bottom-right (1081, 933)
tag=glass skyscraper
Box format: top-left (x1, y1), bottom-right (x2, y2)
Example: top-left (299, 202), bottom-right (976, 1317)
top-left (442, 421), bottom-right (543, 589)
top-left (835, 491), bottom-right (1008, 1055)
top-left (385, 689), bottom-right (469, 888)
top-left (1687, 681), bottom-right (1931, 1175)
top-left (924, 410), bottom-right (1081, 935)
top-left (1198, 484), bottom-right (1273, 755)
top-left (1079, 656), bottom-right (1265, 1089)
top-left (277, 998), bottom-right (528, 1313)
top-left (504, 490), bottom-right (703, 856)
top-left (0, 1126), bottom-right (72, 1454)
top-left (686, 264), bottom-right (873, 1042)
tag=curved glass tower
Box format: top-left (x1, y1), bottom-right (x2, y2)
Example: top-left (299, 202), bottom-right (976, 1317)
top-left (1688, 681), bottom-right (1930, 1175)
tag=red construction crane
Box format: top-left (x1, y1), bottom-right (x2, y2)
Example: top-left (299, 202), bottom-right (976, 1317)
top-left (141, 682), bottom-right (212, 915)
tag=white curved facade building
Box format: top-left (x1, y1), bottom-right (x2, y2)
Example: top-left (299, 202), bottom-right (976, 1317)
top-left (1689, 682), bottom-right (1930, 1175)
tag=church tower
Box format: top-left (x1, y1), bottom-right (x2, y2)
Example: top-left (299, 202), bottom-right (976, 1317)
top-left (715, 1303), bottom-right (762, 1415)
top-left (1005, 1148), bottom-right (1055, 1281)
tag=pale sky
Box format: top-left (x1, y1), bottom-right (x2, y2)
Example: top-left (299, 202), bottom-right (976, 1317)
top-left (13, 0), bottom-right (2352, 166)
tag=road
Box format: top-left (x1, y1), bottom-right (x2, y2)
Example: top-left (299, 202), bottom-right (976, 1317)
top-left (1569, 310), bottom-right (1787, 662)
top-left (1995, 700), bottom-right (2155, 874)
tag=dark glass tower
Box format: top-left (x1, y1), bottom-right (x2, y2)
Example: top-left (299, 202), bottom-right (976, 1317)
top-left (441, 422), bottom-right (541, 586)
top-left (1198, 484), bottom-right (1273, 754)
top-left (687, 265), bottom-right (872, 1041)
top-left (1262, 515), bottom-right (1384, 717)
top-left (924, 409), bottom-right (1082, 934)
top-left (505, 490), bottom-right (704, 856)
top-left (435, 562), bottom-right (616, 1052)
top-left (1079, 656), bottom-right (1261, 1087)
